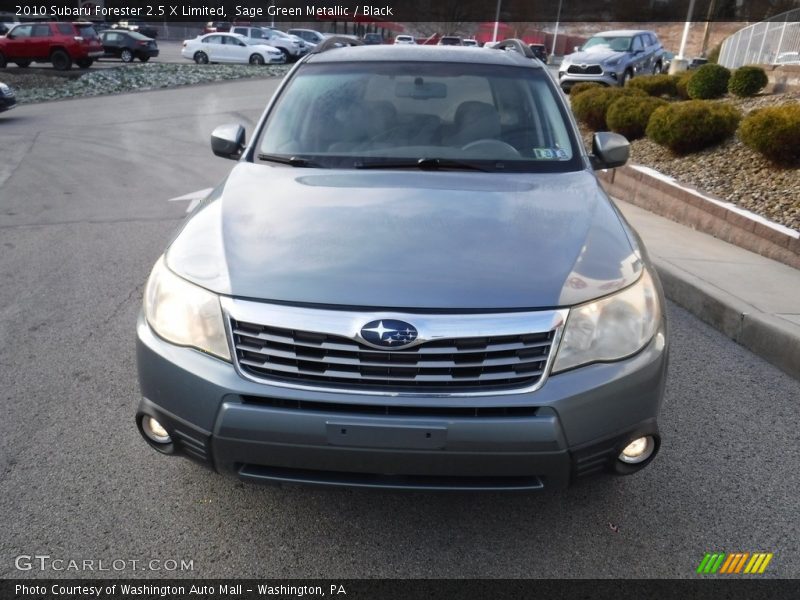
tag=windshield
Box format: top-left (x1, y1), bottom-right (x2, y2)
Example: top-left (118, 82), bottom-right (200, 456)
top-left (583, 36), bottom-right (631, 52)
top-left (256, 61), bottom-right (581, 173)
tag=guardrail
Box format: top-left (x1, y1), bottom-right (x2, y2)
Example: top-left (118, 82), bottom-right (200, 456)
top-left (719, 9), bottom-right (800, 69)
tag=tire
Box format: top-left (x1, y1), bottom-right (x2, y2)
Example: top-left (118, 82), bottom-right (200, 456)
top-left (120, 49), bottom-right (134, 63)
top-left (653, 62), bottom-right (661, 75)
top-left (249, 53), bottom-right (264, 65)
top-left (15, 60), bottom-right (31, 68)
top-left (621, 69), bottom-right (632, 86)
top-left (0, 52), bottom-right (7, 69)
top-left (139, 56), bottom-right (150, 63)
top-left (279, 48), bottom-right (290, 62)
top-left (194, 51), bottom-right (208, 65)
top-left (51, 49), bottom-right (72, 71)
top-left (76, 58), bottom-right (93, 69)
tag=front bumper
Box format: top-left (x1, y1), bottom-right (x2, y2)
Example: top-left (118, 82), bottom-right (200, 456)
top-left (136, 314), bottom-right (667, 491)
top-left (559, 67), bottom-right (623, 89)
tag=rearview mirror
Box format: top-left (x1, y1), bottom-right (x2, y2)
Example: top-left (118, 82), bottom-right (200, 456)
top-left (590, 132), bottom-right (630, 170)
top-left (211, 124), bottom-right (246, 160)
top-left (395, 80), bottom-right (447, 99)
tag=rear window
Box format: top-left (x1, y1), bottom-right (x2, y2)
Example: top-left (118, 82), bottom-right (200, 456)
top-left (77, 24), bottom-right (98, 39)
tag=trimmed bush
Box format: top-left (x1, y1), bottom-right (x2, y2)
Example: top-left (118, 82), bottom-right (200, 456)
top-left (739, 104), bottom-right (800, 166)
top-left (571, 86), bottom-right (647, 131)
top-left (606, 95), bottom-right (669, 140)
top-left (569, 82), bottom-right (602, 98)
top-left (646, 100), bottom-right (741, 154)
top-left (673, 71), bottom-right (693, 100)
top-left (707, 43), bottom-right (721, 65)
top-left (626, 74), bottom-right (678, 98)
top-left (728, 66), bottom-right (769, 97)
top-left (687, 63), bottom-right (731, 99)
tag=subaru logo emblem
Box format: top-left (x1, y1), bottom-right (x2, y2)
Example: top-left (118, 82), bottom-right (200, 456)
top-left (360, 319), bottom-right (418, 349)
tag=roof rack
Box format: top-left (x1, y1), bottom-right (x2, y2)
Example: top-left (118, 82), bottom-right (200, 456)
top-left (492, 38), bottom-right (536, 60)
top-left (311, 36), bottom-right (364, 54)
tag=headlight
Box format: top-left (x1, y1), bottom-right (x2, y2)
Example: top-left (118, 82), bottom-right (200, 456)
top-left (553, 270), bottom-right (660, 373)
top-left (143, 256), bottom-right (231, 361)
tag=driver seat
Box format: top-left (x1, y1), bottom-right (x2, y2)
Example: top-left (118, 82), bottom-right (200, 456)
top-left (444, 101), bottom-right (502, 147)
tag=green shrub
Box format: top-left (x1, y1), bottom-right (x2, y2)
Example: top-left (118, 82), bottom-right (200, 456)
top-left (707, 43), bottom-right (721, 64)
top-left (646, 100), bottom-right (741, 154)
top-left (738, 104), bottom-right (800, 166)
top-left (673, 71), bottom-right (693, 100)
top-left (626, 74), bottom-right (678, 98)
top-left (728, 66), bottom-right (769, 97)
top-left (606, 95), bottom-right (669, 140)
top-left (569, 82), bottom-right (602, 98)
top-left (687, 63), bottom-right (731, 99)
top-left (571, 86), bottom-right (647, 131)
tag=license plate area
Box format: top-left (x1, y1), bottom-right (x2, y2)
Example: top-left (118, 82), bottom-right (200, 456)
top-left (326, 421), bottom-right (446, 450)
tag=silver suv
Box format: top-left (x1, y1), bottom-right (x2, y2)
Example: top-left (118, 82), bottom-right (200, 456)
top-left (136, 42), bottom-right (668, 491)
top-left (559, 29), bottom-right (665, 91)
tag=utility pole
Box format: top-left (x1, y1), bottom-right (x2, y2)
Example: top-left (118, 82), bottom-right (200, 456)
top-left (551, 0), bottom-right (564, 61)
top-left (492, 0), bottom-right (501, 43)
top-left (700, 0), bottom-right (717, 57)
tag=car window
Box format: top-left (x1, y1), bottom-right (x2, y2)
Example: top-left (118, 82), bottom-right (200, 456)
top-left (31, 24), bottom-right (52, 37)
top-left (57, 23), bottom-right (73, 35)
top-left (204, 35), bottom-right (221, 44)
top-left (257, 62), bottom-right (581, 172)
top-left (9, 24), bottom-right (33, 38)
top-left (77, 25), bottom-right (98, 39)
top-left (631, 36), bottom-right (644, 52)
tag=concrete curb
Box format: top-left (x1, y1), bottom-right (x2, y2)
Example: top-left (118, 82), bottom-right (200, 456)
top-left (653, 257), bottom-right (800, 381)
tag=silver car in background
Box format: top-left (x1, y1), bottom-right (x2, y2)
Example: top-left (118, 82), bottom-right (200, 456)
top-left (136, 43), bottom-right (668, 492)
top-left (559, 29), bottom-right (665, 91)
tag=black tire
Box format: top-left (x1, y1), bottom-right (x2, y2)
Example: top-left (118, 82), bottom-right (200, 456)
top-left (51, 49), bottom-right (72, 71)
top-left (0, 51), bottom-right (7, 69)
top-left (249, 53), bottom-right (264, 65)
top-left (653, 62), bottom-right (662, 75)
top-left (279, 48), bottom-right (290, 62)
top-left (621, 69), bottom-right (633, 86)
top-left (76, 58), bottom-right (93, 69)
top-left (139, 56), bottom-right (150, 63)
top-left (194, 51), bottom-right (208, 65)
top-left (120, 49), bottom-right (134, 63)
top-left (15, 60), bottom-right (31, 68)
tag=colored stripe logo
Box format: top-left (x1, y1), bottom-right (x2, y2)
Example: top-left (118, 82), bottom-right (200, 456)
top-left (696, 552), bottom-right (773, 574)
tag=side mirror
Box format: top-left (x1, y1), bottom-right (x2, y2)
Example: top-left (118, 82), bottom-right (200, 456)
top-left (590, 132), bottom-right (630, 170)
top-left (211, 124), bottom-right (246, 160)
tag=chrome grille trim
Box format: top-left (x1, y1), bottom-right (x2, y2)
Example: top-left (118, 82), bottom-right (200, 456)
top-left (221, 298), bottom-right (568, 397)
top-left (567, 64), bottom-right (603, 75)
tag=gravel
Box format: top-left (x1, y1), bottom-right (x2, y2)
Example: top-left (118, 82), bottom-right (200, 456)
top-left (581, 91), bottom-right (800, 233)
top-left (1, 63), bottom-right (290, 104)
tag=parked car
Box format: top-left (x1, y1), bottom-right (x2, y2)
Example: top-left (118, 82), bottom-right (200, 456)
top-left (182, 32), bottom-right (285, 65)
top-left (0, 81), bottom-right (16, 113)
top-left (687, 57), bottom-right (709, 70)
top-left (203, 21), bottom-right (232, 34)
top-left (229, 26), bottom-right (305, 60)
top-left (394, 34), bottom-right (416, 45)
top-left (111, 21), bottom-right (159, 39)
top-left (287, 28), bottom-right (329, 46)
top-left (438, 36), bottom-right (463, 46)
top-left (99, 29), bottom-right (159, 63)
top-left (0, 21), bottom-right (103, 70)
top-left (363, 33), bottom-right (384, 45)
top-left (558, 29), bottom-right (664, 91)
top-left (136, 44), bottom-right (668, 492)
top-left (660, 50), bottom-right (674, 73)
top-left (462, 38), bottom-right (479, 47)
top-left (528, 43), bottom-right (548, 63)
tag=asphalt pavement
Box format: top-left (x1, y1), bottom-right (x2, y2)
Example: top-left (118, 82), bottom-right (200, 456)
top-left (0, 78), bottom-right (798, 579)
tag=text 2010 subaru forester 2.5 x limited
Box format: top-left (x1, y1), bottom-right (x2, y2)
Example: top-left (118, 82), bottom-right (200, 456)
top-left (136, 40), bottom-right (667, 491)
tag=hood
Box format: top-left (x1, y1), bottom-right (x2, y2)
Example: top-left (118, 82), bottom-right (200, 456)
top-left (566, 48), bottom-right (626, 64)
top-left (166, 163), bottom-right (641, 310)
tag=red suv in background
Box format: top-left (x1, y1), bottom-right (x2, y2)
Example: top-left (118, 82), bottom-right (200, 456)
top-left (0, 22), bottom-right (104, 70)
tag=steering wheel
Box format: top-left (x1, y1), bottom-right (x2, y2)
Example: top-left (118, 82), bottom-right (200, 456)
top-left (461, 139), bottom-right (521, 158)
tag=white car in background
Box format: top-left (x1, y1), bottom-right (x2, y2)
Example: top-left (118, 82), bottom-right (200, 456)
top-left (181, 33), bottom-right (285, 65)
top-left (463, 39), bottom-right (479, 47)
top-left (394, 35), bottom-right (416, 45)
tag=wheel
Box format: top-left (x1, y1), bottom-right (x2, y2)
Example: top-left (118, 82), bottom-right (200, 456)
top-left (0, 51), bottom-right (8, 69)
top-left (139, 56), bottom-right (150, 63)
top-left (621, 69), bottom-right (632, 86)
top-left (76, 58), bottom-right (93, 68)
top-left (653, 62), bottom-right (661, 75)
top-left (194, 51), bottom-right (209, 65)
top-left (15, 60), bottom-right (31, 68)
top-left (50, 49), bottom-right (72, 71)
top-left (279, 48), bottom-right (290, 62)
top-left (249, 53), bottom-right (264, 65)
top-left (120, 49), bottom-right (134, 63)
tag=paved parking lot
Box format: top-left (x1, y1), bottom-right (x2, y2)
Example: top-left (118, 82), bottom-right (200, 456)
top-left (0, 78), bottom-right (798, 578)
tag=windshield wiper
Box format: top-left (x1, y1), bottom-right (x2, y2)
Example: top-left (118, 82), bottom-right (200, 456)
top-left (257, 154), bottom-right (323, 168)
top-left (355, 157), bottom-right (493, 172)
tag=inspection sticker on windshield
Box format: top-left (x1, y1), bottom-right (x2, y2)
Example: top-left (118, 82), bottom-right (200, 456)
top-left (533, 148), bottom-right (569, 160)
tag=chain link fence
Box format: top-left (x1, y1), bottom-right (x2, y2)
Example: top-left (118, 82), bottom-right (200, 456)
top-left (719, 9), bottom-right (800, 68)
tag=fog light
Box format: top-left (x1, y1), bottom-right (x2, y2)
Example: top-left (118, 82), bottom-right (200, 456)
top-left (619, 436), bottom-right (654, 464)
top-left (142, 416), bottom-right (171, 444)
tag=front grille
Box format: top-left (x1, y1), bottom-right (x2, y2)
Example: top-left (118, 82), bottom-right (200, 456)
top-left (231, 320), bottom-right (556, 392)
top-left (567, 64), bottom-right (603, 75)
